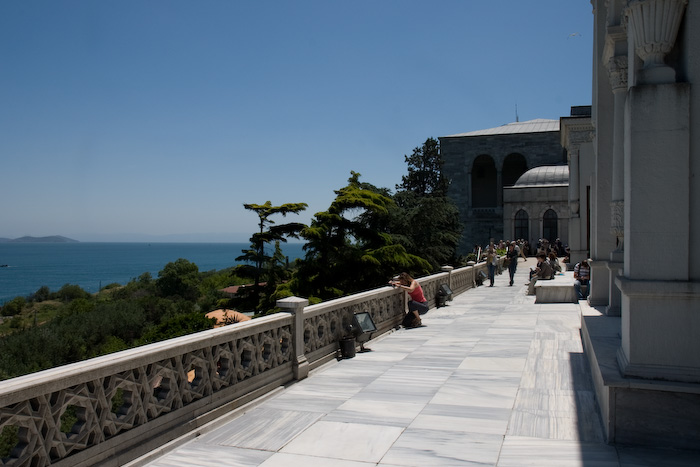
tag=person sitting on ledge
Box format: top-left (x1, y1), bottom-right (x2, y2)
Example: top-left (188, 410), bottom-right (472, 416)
top-left (527, 253), bottom-right (553, 295)
top-left (573, 259), bottom-right (591, 300)
top-left (389, 272), bottom-right (427, 328)
top-left (548, 251), bottom-right (562, 273)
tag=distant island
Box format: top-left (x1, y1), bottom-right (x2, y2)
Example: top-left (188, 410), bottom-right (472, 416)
top-left (0, 236), bottom-right (79, 243)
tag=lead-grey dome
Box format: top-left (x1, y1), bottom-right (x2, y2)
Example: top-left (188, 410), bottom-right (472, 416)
top-left (514, 165), bottom-right (569, 187)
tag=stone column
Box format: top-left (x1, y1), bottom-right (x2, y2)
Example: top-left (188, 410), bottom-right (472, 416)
top-left (561, 119), bottom-right (594, 269)
top-left (588, 3), bottom-right (617, 307)
top-left (605, 51), bottom-right (627, 316)
top-left (276, 296), bottom-right (310, 380)
top-left (496, 168), bottom-right (503, 209)
top-left (616, 0), bottom-right (696, 382)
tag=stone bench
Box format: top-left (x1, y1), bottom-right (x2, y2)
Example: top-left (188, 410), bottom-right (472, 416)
top-left (535, 272), bottom-right (579, 303)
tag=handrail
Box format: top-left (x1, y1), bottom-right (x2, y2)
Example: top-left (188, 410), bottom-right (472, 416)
top-left (0, 262), bottom-right (487, 466)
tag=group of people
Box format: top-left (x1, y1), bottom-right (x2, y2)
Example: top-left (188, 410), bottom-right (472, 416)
top-left (388, 239), bottom-right (590, 330)
top-left (535, 237), bottom-right (568, 259)
top-left (526, 252), bottom-right (590, 300)
top-left (482, 240), bottom-right (523, 287)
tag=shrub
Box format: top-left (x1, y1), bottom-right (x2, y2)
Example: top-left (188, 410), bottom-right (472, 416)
top-left (0, 297), bottom-right (25, 317)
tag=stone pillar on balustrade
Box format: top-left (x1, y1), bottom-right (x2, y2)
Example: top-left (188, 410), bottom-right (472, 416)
top-left (441, 265), bottom-right (454, 292)
top-left (276, 296), bottom-right (310, 381)
top-left (616, 0), bottom-right (700, 383)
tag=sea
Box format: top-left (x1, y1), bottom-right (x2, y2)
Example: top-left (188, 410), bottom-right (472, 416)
top-left (0, 242), bottom-right (306, 304)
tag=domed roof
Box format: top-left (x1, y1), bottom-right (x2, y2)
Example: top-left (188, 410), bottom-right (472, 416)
top-left (514, 165), bottom-right (569, 187)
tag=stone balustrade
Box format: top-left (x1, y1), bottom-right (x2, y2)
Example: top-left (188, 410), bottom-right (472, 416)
top-left (0, 263), bottom-right (486, 466)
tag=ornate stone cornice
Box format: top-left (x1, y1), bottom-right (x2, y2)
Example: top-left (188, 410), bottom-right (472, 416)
top-left (568, 129), bottom-right (595, 147)
top-left (561, 120), bottom-right (595, 150)
top-left (602, 24), bottom-right (627, 64)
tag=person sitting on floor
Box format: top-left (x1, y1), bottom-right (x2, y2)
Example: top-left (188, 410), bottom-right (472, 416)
top-left (527, 253), bottom-right (553, 295)
top-left (573, 259), bottom-right (591, 300)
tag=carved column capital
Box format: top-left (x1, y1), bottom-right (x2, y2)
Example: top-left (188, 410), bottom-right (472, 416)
top-left (610, 200), bottom-right (624, 238)
top-left (570, 201), bottom-right (580, 217)
top-left (607, 55), bottom-right (628, 91)
top-left (625, 0), bottom-right (688, 84)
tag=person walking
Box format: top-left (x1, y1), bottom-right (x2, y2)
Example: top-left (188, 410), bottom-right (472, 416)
top-left (485, 244), bottom-right (498, 287)
top-left (506, 242), bottom-right (519, 286)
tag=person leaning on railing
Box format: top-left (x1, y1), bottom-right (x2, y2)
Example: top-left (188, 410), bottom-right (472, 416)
top-left (389, 272), bottom-right (427, 328)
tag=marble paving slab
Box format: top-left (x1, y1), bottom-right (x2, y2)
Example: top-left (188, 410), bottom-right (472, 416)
top-left (380, 427), bottom-right (503, 466)
top-left (145, 444), bottom-right (273, 467)
top-left (497, 437), bottom-right (620, 466)
top-left (198, 407), bottom-right (322, 451)
top-left (280, 421), bottom-right (404, 463)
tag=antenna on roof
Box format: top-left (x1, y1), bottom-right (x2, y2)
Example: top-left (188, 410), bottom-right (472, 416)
top-left (515, 103), bottom-right (519, 122)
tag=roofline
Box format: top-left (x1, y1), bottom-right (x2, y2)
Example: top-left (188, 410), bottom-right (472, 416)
top-left (440, 119), bottom-right (560, 138)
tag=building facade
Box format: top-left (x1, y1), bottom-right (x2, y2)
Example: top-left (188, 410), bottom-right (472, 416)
top-left (502, 165), bottom-right (570, 254)
top-left (579, 0), bottom-right (700, 450)
top-left (440, 119), bottom-right (566, 253)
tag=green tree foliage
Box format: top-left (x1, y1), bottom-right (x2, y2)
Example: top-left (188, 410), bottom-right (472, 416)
top-left (156, 259), bottom-right (200, 301)
top-left (139, 311), bottom-right (213, 344)
top-left (290, 172), bottom-right (431, 301)
top-left (393, 138), bottom-right (463, 270)
top-left (0, 297), bottom-right (25, 317)
top-left (56, 284), bottom-right (91, 302)
top-left (0, 259), bottom-right (221, 380)
top-left (235, 201), bottom-right (307, 310)
top-left (32, 285), bottom-right (51, 302)
top-left (398, 137), bottom-right (449, 196)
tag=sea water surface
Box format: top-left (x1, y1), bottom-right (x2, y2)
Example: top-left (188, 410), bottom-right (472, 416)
top-left (0, 242), bottom-right (305, 304)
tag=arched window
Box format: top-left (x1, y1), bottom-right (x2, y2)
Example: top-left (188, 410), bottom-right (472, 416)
top-left (502, 153), bottom-right (528, 187)
top-left (514, 209), bottom-right (529, 241)
top-left (471, 155), bottom-right (497, 208)
top-left (543, 209), bottom-right (558, 243)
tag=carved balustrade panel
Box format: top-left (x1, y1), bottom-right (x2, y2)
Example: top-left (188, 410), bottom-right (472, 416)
top-left (0, 317), bottom-right (294, 466)
top-left (451, 266), bottom-right (474, 294)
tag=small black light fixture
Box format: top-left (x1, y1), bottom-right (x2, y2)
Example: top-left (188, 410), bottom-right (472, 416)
top-left (436, 284), bottom-right (453, 307)
top-left (352, 311), bottom-right (377, 353)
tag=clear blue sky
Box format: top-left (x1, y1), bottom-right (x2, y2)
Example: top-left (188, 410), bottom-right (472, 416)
top-left (0, 1), bottom-right (593, 242)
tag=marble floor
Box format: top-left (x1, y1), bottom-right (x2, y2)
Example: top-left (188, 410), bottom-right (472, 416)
top-left (134, 259), bottom-right (700, 467)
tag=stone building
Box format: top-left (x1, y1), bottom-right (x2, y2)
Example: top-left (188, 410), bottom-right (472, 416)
top-left (502, 165), bottom-right (570, 253)
top-left (577, 0), bottom-right (700, 450)
top-left (439, 119), bottom-right (566, 253)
